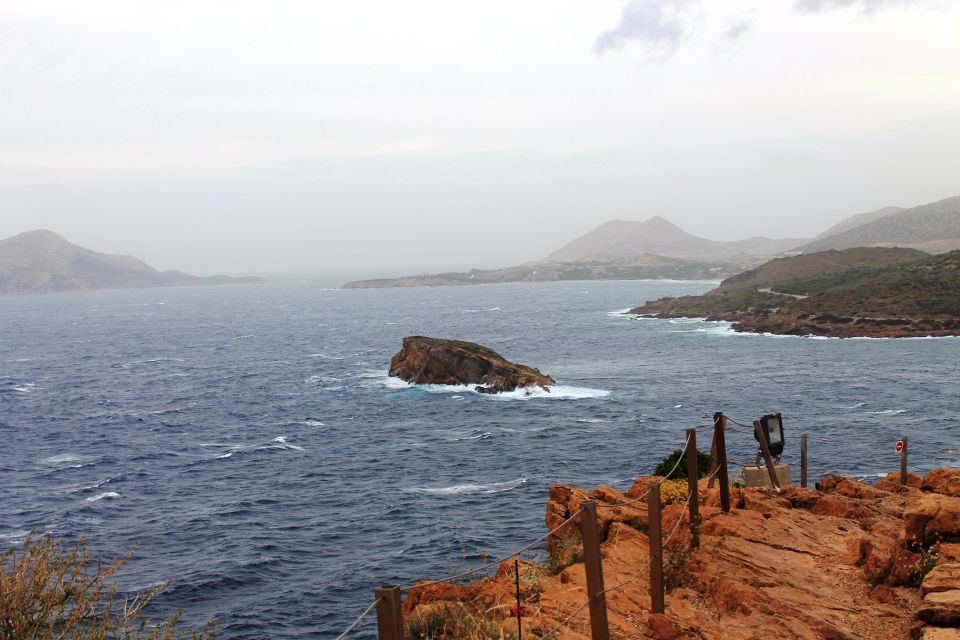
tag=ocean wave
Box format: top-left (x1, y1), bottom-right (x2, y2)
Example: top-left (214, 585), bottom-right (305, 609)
top-left (868, 409), bottom-right (907, 415)
top-left (382, 376), bottom-right (610, 400)
top-left (86, 492), bottom-right (120, 502)
top-left (847, 402), bottom-right (866, 409)
top-left (406, 476), bottom-right (526, 496)
top-left (301, 420), bottom-right (325, 427)
top-left (455, 430), bottom-right (493, 441)
top-left (309, 352), bottom-right (360, 360)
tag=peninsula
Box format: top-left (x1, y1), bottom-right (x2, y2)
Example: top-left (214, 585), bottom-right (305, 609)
top-left (628, 247), bottom-right (960, 338)
top-left (0, 230), bottom-right (263, 295)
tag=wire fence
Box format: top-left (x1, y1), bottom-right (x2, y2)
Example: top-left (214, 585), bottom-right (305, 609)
top-left (335, 411), bottom-right (907, 639)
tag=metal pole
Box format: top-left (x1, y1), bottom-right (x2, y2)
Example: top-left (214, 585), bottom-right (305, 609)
top-left (579, 501), bottom-right (610, 640)
top-left (685, 428), bottom-right (699, 548)
top-left (800, 433), bottom-right (808, 488)
top-left (375, 585), bottom-right (404, 640)
top-left (901, 436), bottom-right (909, 485)
top-left (753, 420), bottom-right (781, 492)
top-left (714, 412), bottom-right (730, 512)
top-left (647, 483), bottom-right (665, 614)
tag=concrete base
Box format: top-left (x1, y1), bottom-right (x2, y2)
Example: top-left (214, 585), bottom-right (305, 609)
top-left (742, 464), bottom-right (792, 489)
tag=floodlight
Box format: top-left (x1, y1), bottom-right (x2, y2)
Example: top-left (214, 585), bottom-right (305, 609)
top-left (757, 413), bottom-right (785, 459)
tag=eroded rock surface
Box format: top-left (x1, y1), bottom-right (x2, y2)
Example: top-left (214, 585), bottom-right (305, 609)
top-left (388, 336), bottom-right (555, 394)
top-left (401, 467), bottom-right (960, 639)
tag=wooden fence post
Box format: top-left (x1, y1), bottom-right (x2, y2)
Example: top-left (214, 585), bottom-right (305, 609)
top-left (647, 483), bottom-right (665, 614)
top-left (375, 585), bottom-right (404, 640)
top-left (685, 428), bottom-right (699, 548)
top-left (707, 427), bottom-right (719, 489)
top-left (901, 436), bottom-right (909, 485)
top-left (714, 412), bottom-right (730, 512)
top-left (579, 501), bottom-right (610, 640)
top-left (753, 420), bottom-right (781, 492)
top-left (800, 433), bottom-right (808, 488)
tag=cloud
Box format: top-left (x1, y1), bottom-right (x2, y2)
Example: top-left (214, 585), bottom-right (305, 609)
top-left (794, 0), bottom-right (915, 12)
top-left (723, 18), bottom-right (752, 42)
top-left (593, 0), bottom-right (699, 58)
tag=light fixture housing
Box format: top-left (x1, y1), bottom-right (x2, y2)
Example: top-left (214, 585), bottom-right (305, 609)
top-left (757, 413), bottom-right (785, 458)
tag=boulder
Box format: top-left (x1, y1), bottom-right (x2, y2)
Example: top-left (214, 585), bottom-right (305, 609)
top-left (922, 563), bottom-right (960, 597)
top-left (917, 590), bottom-right (960, 626)
top-left (924, 469), bottom-right (960, 497)
top-left (388, 336), bottom-right (554, 394)
top-left (906, 493), bottom-right (960, 548)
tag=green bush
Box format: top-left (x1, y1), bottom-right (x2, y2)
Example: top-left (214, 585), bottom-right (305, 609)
top-left (654, 448), bottom-right (711, 480)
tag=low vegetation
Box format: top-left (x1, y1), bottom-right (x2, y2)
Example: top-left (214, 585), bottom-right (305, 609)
top-left (405, 603), bottom-right (516, 640)
top-left (0, 534), bottom-right (215, 640)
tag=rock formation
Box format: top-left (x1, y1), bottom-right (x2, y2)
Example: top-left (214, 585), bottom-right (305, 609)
top-left (388, 336), bottom-right (555, 394)
top-left (402, 467), bottom-right (960, 639)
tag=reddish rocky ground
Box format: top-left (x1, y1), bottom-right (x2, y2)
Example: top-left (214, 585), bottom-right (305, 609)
top-left (404, 469), bottom-right (960, 639)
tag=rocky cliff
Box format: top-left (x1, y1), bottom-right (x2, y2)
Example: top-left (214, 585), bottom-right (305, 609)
top-left (389, 337), bottom-right (555, 394)
top-left (403, 468), bottom-right (960, 639)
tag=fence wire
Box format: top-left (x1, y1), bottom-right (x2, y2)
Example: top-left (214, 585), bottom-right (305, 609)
top-left (335, 598), bottom-right (381, 640)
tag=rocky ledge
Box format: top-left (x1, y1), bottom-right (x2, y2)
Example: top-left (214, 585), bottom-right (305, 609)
top-left (389, 336), bottom-right (555, 394)
top-left (403, 467), bottom-right (960, 639)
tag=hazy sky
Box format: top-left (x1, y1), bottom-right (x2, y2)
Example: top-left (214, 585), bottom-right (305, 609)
top-left (1, 0), bottom-right (958, 276)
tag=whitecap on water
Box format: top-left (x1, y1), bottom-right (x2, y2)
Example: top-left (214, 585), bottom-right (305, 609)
top-left (301, 420), bottom-right (325, 427)
top-left (868, 409), bottom-right (907, 415)
top-left (86, 492), bottom-right (119, 502)
top-left (405, 476), bottom-right (526, 496)
top-left (381, 375), bottom-right (611, 400)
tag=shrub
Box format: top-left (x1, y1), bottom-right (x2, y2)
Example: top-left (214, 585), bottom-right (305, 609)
top-left (406, 603), bottom-right (515, 640)
top-left (654, 449), bottom-right (711, 480)
top-left (659, 479), bottom-right (690, 506)
top-left (0, 533), bottom-right (215, 640)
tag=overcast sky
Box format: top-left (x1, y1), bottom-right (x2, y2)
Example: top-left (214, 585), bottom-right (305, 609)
top-left (1, 0), bottom-right (958, 276)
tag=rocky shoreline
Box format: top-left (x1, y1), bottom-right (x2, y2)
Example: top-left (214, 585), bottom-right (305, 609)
top-left (402, 468), bottom-right (960, 639)
top-left (630, 309), bottom-right (960, 339)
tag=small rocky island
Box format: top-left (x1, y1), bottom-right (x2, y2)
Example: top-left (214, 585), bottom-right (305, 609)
top-left (389, 336), bottom-right (555, 394)
top-left (629, 247), bottom-right (960, 338)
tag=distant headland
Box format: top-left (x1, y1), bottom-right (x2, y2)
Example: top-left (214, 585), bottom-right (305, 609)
top-left (0, 230), bottom-right (263, 295)
top-left (344, 196), bottom-right (960, 289)
top-left (629, 247), bottom-right (960, 338)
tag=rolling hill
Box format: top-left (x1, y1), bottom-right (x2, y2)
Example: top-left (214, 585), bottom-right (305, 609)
top-left (543, 216), bottom-right (806, 263)
top-left (629, 247), bottom-right (960, 337)
top-left (0, 230), bottom-right (263, 295)
top-left (797, 196), bottom-right (960, 254)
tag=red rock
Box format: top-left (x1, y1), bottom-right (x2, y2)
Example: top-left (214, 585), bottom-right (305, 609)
top-left (906, 493), bottom-right (960, 548)
top-left (646, 613), bottom-right (681, 639)
top-left (921, 563), bottom-right (960, 597)
top-left (877, 471), bottom-right (923, 491)
top-left (917, 590), bottom-right (960, 625)
top-left (924, 469), bottom-right (960, 497)
top-left (388, 336), bottom-right (554, 393)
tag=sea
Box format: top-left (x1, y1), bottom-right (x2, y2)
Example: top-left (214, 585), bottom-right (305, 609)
top-left (2, 278), bottom-right (958, 638)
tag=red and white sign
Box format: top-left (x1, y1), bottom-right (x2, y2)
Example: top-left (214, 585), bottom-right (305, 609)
top-left (895, 440), bottom-right (905, 453)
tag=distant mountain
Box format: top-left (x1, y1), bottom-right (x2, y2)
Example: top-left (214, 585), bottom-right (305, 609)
top-left (798, 196), bottom-right (960, 254)
top-left (544, 216), bottom-right (806, 263)
top-left (629, 247), bottom-right (960, 337)
top-left (813, 206), bottom-right (904, 240)
top-left (0, 230), bottom-right (263, 295)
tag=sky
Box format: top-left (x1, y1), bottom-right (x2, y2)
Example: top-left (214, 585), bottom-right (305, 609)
top-left (1, 0), bottom-right (959, 276)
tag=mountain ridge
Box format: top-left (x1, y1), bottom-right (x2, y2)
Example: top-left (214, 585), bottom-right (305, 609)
top-left (544, 216), bottom-right (806, 263)
top-left (0, 229), bottom-right (263, 295)
top-left (797, 196), bottom-right (960, 254)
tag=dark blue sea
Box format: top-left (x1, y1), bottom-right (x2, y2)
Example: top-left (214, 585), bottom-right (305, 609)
top-left (2, 278), bottom-right (958, 638)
